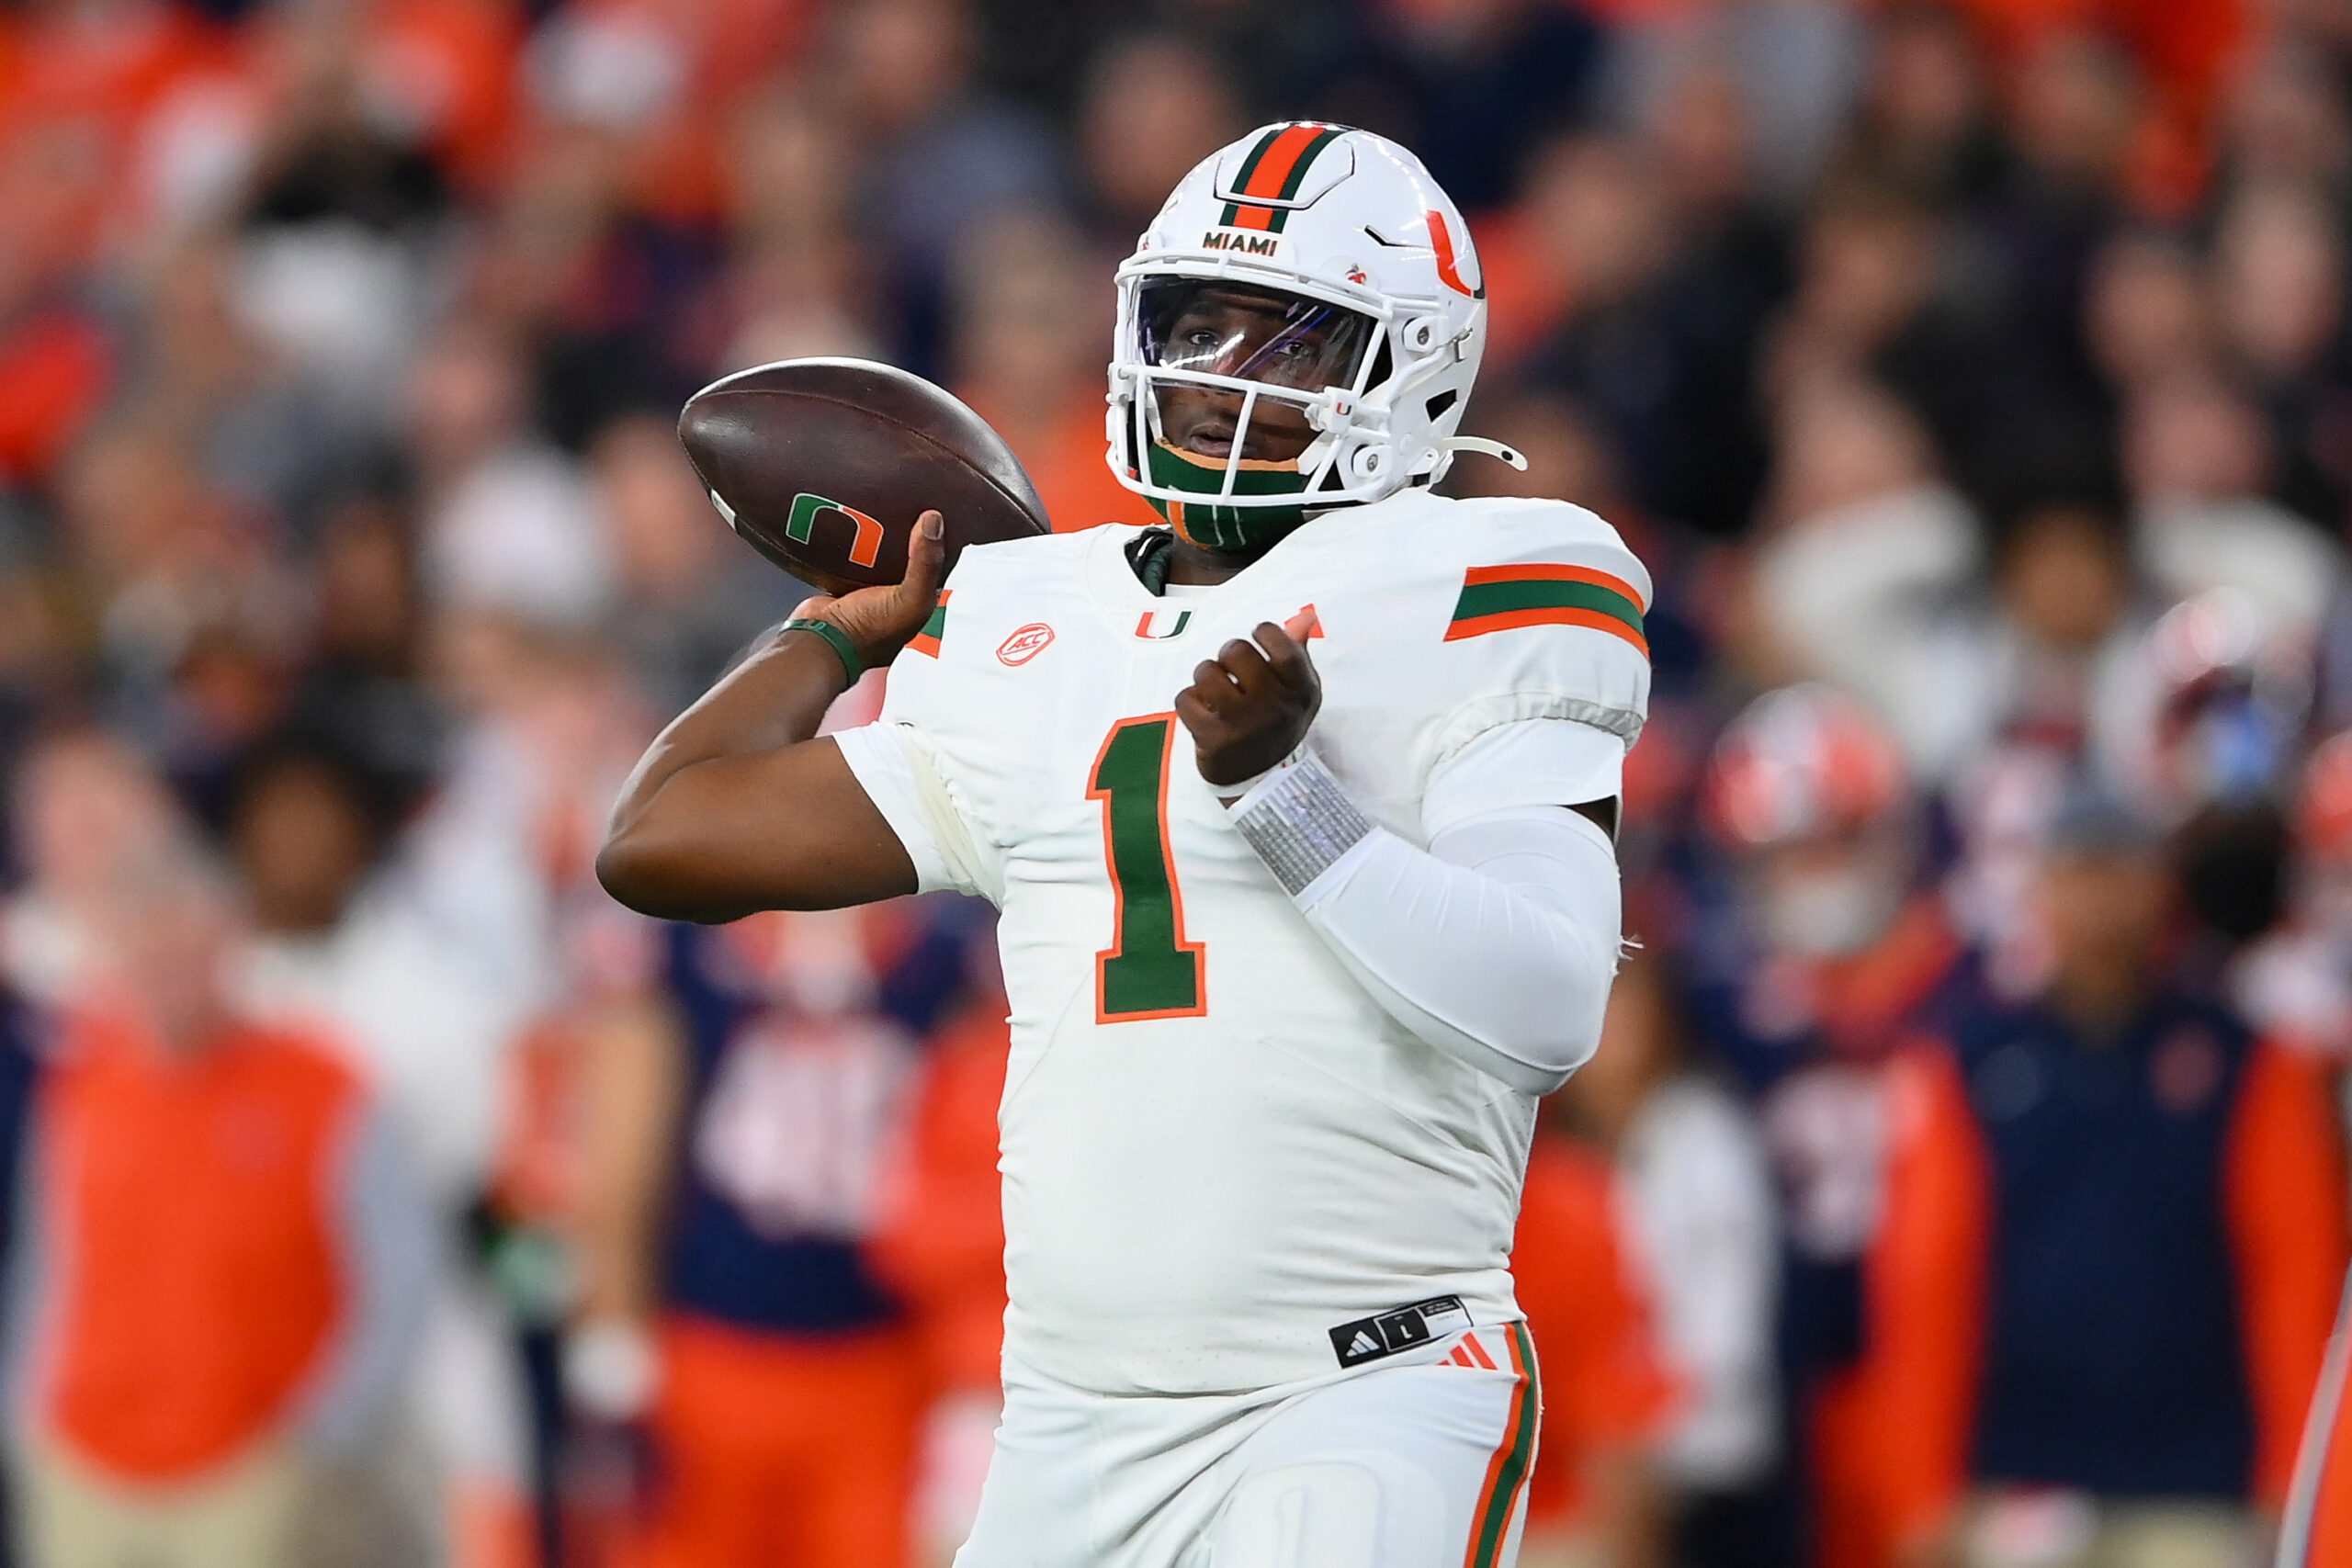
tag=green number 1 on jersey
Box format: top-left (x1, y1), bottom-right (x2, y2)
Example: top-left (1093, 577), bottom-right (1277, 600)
top-left (1088, 715), bottom-right (1206, 1021)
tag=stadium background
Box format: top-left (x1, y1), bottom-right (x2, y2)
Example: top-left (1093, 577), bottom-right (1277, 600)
top-left (1, 0), bottom-right (2350, 1565)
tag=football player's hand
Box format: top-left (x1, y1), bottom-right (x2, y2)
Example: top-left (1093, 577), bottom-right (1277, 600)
top-left (1177, 622), bottom-right (1321, 789)
top-left (790, 509), bottom-right (948, 668)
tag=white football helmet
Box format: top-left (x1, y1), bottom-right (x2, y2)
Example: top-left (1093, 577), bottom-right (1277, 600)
top-left (1105, 122), bottom-right (1515, 552)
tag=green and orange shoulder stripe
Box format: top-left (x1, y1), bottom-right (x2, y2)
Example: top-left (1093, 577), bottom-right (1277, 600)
top-left (906, 590), bottom-right (950, 658)
top-left (1444, 560), bottom-right (1649, 658)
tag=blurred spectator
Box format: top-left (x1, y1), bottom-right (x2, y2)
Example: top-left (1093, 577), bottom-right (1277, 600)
top-left (8, 843), bottom-right (435, 1568)
top-left (1354, 0), bottom-right (1604, 214)
top-left (1750, 379), bottom-right (1978, 773)
top-left (1833, 3), bottom-right (2007, 209)
top-left (1519, 133), bottom-right (1781, 536)
top-left (1758, 394), bottom-right (2153, 799)
top-left (407, 317), bottom-right (613, 632)
top-left (1560, 953), bottom-right (1784, 1568)
top-left (949, 209), bottom-right (1158, 536)
top-left (1689, 686), bottom-right (1974, 1568)
top-left (2235, 729), bottom-right (2352, 1056)
top-left (2123, 370), bottom-right (2343, 645)
top-left (1891, 792), bottom-right (2351, 1568)
top-left (718, 81), bottom-right (882, 370)
top-left (564, 901), bottom-right (967, 1568)
top-left (1510, 1121), bottom-right (1679, 1568)
top-left (870, 936), bottom-right (1012, 1568)
top-left (284, 474), bottom-right (445, 803)
top-left (2208, 180), bottom-right (2352, 527)
top-left (3, 728), bottom-right (186, 1010)
top-left (1072, 32), bottom-right (1245, 249)
top-left (589, 412), bottom-right (798, 716)
top-left (827, 0), bottom-right (1061, 375)
top-left (2081, 230), bottom-right (2210, 394)
top-left (224, 730), bottom-right (545, 1566)
top-left (1601, 0), bottom-right (1863, 207)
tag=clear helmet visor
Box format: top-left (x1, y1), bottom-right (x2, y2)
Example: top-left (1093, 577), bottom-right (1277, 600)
top-left (1134, 278), bottom-right (1379, 472)
top-left (1136, 277), bottom-right (1377, 388)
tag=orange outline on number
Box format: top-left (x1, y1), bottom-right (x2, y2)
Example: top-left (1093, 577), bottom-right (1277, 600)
top-left (1087, 714), bottom-right (1208, 1024)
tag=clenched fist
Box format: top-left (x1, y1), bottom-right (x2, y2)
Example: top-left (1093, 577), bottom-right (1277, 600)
top-left (1174, 622), bottom-right (1321, 790)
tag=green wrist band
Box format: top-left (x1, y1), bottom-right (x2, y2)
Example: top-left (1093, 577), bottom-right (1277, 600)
top-left (779, 617), bottom-right (864, 686)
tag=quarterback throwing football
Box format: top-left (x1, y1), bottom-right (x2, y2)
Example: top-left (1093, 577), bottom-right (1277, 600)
top-left (601, 124), bottom-right (1649, 1568)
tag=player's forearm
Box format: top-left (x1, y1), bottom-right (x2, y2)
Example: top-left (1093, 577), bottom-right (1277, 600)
top-left (599, 632), bottom-right (916, 918)
top-left (1228, 757), bottom-right (1621, 1093)
top-left (613, 629), bottom-right (849, 825)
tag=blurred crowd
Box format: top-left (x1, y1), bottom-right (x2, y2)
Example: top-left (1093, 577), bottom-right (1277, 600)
top-left (2, 0), bottom-right (2352, 1566)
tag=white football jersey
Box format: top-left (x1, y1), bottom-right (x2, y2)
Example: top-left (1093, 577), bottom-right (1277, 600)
top-left (834, 487), bottom-right (1651, 1396)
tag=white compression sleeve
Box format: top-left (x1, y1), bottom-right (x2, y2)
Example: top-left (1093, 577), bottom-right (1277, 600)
top-left (1227, 751), bottom-right (1623, 1095)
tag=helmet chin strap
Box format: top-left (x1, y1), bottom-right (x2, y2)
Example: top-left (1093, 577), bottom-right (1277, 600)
top-left (1435, 436), bottom-right (1528, 470)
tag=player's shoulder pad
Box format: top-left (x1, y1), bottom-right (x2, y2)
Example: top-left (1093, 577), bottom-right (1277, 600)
top-left (898, 526), bottom-right (1124, 662)
top-left (1336, 492), bottom-right (1653, 749)
top-left (1422, 494), bottom-right (1653, 634)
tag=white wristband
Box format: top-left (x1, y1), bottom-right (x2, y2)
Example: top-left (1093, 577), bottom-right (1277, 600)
top-left (1207, 746), bottom-right (1299, 803)
top-left (1229, 750), bottom-right (1374, 896)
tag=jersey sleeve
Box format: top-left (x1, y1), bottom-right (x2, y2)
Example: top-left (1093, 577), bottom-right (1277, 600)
top-left (1419, 501), bottom-right (1654, 775)
top-left (831, 723), bottom-right (995, 902)
top-left (1420, 718), bottom-right (1626, 838)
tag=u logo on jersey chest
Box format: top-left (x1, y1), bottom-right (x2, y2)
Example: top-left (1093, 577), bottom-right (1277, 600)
top-left (1130, 604), bottom-right (1324, 642)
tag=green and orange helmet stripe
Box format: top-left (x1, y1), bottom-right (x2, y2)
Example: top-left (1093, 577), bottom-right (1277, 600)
top-left (1217, 122), bottom-right (1349, 233)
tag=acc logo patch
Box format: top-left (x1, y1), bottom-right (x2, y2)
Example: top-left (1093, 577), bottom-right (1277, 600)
top-left (997, 623), bottom-right (1056, 666)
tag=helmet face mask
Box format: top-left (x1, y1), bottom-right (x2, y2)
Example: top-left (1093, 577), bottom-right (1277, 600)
top-left (1105, 123), bottom-right (1487, 554)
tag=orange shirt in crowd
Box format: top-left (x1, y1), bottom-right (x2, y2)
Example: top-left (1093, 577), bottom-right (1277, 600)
top-left (1510, 1134), bottom-right (1680, 1529)
top-left (1807, 1044), bottom-right (1990, 1568)
top-left (0, 306), bottom-right (110, 485)
top-left (965, 392), bottom-right (1164, 536)
top-left (27, 1010), bottom-right (368, 1480)
top-left (869, 1000), bottom-right (1011, 1396)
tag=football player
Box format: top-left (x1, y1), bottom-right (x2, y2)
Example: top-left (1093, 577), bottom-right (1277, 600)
top-left (600, 124), bottom-right (1647, 1568)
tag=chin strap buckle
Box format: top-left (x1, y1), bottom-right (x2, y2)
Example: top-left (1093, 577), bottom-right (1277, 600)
top-left (1436, 436), bottom-right (1528, 470)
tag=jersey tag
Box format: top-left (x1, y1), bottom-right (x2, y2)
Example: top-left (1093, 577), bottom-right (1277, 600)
top-left (1328, 1294), bottom-right (1471, 1369)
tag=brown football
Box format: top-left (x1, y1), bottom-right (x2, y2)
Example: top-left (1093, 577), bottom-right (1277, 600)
top-left (677, 358), bottom-right (1052, 596)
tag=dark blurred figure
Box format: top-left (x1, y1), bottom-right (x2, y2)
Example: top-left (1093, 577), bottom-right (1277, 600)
top-left (1521, 134), bottom-right (1782, 536)
top-left (286, 473), bottom-right (446, 808)
top-left (1885, 793), bottom-right (2351, 1568)
top-left (1833, 4), bottom-right (2007, 209)
top-left (828, 0), bottom-right (1063, 376)
top-left (1343, 0), bottom-right (1605, 213)
top-left (1560, 953), bottom-right (1786, 1568)
top-left (562, 903), bottom-right (968, 1568)
top-left (1071, 32), bottom-right (1246, 251)
top-left (588, 412), bottom-right (800, 717)
top-left (1689, 684), bottom-right (1976, 1568)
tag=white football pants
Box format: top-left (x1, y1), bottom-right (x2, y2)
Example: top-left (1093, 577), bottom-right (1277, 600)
top-left (954, 1321), bottom-right (1540, 1568)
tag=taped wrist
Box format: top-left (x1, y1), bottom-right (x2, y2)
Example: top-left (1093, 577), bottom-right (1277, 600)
top-left (1230, 750), bottom-right (1374, 897)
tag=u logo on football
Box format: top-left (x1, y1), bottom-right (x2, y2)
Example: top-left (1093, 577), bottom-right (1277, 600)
top-left (998, 623), bottom-right (1055, 666)
top-left (784, 492), bottom-right (885, 569)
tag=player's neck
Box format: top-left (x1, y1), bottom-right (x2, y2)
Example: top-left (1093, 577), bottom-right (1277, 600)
top-left (1165, 536), bottom-right (1272, 587)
